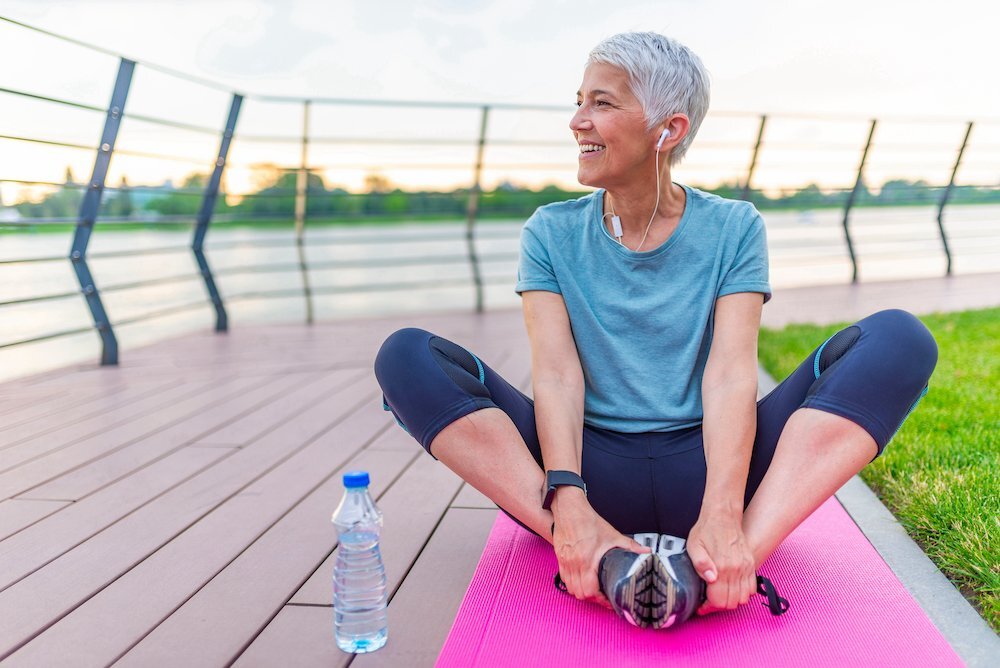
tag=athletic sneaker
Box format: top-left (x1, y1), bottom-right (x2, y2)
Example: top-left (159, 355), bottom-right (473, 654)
top-left (597, 533), bottom-right (705, 629)
top-left (553, 532), bottom-right (789, 628)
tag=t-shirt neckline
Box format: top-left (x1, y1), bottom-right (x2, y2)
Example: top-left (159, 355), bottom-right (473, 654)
top-left (594, 183), bottom-right (693, 260)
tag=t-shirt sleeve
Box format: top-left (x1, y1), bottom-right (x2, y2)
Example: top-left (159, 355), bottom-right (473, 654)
top-left (718, 210), bottom-right (772, 303)
top-left (515, 214), bottom-right (561, 295)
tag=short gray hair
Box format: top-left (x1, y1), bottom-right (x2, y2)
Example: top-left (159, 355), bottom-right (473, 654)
top-left (587, 32), bottom-right (710, 165)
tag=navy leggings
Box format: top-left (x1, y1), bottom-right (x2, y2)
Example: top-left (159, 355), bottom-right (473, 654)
top-left (374, 309), bottom-right (937, 539)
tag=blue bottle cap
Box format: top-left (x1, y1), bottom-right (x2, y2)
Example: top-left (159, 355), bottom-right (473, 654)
top-left (343, 470), bottom-right (370, 488)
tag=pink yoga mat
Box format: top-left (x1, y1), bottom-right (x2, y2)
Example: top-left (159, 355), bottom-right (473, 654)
top-left (437, 497), bottom-right (963, 667)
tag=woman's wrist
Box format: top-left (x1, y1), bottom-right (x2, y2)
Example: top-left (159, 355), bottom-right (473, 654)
top-left (698, 498), bottom-right (744, 523)
top-left (550, 485), bottom-right (590, 515)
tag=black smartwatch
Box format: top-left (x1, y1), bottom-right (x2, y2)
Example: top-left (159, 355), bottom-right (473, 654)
top-left (541, 470), bottom-right (587, 510)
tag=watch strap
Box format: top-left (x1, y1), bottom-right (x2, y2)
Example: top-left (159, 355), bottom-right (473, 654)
top-left (542, 470), bottom-right (587, 510)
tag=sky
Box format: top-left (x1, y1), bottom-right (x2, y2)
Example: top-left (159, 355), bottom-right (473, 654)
top-left (1, 0), bottom-right (998, 200)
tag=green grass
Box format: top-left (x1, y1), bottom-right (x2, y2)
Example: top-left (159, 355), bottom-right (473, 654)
top-left (759, 307), bottom-right (1000, 632)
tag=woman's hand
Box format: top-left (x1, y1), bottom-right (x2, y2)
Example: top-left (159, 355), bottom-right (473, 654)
top-left (686, 509), bottom-right (757, 616)
top-left (551, 488), bottom-right (651, 610)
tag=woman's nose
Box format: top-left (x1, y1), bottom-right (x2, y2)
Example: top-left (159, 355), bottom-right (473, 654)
top-left (569, 105), bottom-right (591, 133)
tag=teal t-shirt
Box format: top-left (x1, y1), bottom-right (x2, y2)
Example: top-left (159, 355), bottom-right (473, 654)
top-left (514, 184), bottom-right (771, 433)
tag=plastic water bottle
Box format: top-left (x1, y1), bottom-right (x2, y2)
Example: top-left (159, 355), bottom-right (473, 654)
top-left (332, 470), bottom-right (388, 653)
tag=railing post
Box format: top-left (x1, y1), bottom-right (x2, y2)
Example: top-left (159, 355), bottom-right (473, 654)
top-left (295, 100), bottom-right (314, 324)
top-left (742, 114), bottom-right (767, 202)
top-left (70, 57), bottom-right (134, 365)
top-left (466, 105), bottom-right (489, 313)
top-left (193, 93), bottom-right (242, 332)
top-left (936, 121), bottom-right (972, 276)
top-left (841, 119), bottom-right (876, 283)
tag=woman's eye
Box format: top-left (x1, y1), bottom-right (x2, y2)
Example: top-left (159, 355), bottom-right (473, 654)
top-left (574, 100), bottom-right (610, 108)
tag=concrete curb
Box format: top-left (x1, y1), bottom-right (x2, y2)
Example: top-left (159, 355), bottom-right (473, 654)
top-left (758, 365), bottom-right (1000, 667)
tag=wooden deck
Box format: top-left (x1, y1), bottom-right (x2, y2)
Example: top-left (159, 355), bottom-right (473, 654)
top-left (0, 308), bottom-right (529, 667)
top-left (0, 271), bottom-right (997, 667)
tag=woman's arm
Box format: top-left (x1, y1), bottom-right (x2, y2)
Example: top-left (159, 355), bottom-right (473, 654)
top-left (688, 291), bottom-right (764, 613)
top-left (522, 290), bottom-right (586, 476)
top-left (522, 290), bottom-right (650, 607)
top-left (701, 292), bottom-right (762, 513)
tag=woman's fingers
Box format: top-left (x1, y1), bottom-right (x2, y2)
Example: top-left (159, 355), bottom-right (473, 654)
top-left (726, 575), bottom-right (738, 610)
top-left (698, 564), bottom-right (759, 614)
top-left (569, 556), bottom-right (598, 601)
top-left (741, 570), bottom-right (756, 605)
top-left (569, 567), bottom-right (586, 601)
top-left (699, 579), bottom-right (730, 615)
top-left (688, 544), bottom-right (718, 584)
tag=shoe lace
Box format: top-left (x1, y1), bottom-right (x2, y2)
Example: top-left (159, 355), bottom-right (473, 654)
top-left (755, 575), bottom-right (790, 615)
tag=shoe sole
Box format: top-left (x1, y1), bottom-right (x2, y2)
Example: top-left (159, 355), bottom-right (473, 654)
top-left (612, 552), bottom-right (675, 629)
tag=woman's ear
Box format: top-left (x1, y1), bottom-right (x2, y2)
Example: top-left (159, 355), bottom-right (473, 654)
top-left (656, 115), bottom-right (691, 152)
top-left (667, 115), bottom-right (691, 142)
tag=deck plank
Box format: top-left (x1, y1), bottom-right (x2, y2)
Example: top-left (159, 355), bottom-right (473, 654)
top-left (0, 446), bottom-right (234, 589)
top-left (451, 483), bottom-right (499, 510)
top-left (189, 371), bottom-right (345, 447)
top-left (238, 507), bottom-right (499, 668)
top-left (0, 499), bottom-right (71, 542)
top-left (0, 373), bottom-right (378, 658)
top-left (0, 378), bottom-right (183, 458)
top-left (232, 605), bottom-right (349, 668)
top-left (0, 386), bottom-right (107, 431)
top-left (0, 377), bottom-right (257, 497)
top-left (17, 371), bottom-right (311, 500)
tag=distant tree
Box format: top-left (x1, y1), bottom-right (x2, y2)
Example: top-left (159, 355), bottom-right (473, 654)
top-left (104, 176), bottom-right (134, 218)
top-left (708, 180), bottom-right (745, 201)
top-left (16, 185), bottom-right (82, 219)
top-left (145, 173), bottom-right (213, 216)
top-left (363, 173), bottom-right (393, 194)
top-left (877, 179), bottom-right (933, 205)
top-left (384, 190), bottom-right (409, 214)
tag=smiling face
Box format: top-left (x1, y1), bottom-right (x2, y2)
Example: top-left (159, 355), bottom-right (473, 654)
top-left (571, 62), bottom-right (658, 190)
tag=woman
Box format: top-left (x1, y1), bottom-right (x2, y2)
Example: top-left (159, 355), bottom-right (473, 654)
top-left (374, 32), bottom-right (937, 629)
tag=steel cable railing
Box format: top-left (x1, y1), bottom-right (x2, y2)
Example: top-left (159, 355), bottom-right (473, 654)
top-left (1, 13), bottom-right (998, 369)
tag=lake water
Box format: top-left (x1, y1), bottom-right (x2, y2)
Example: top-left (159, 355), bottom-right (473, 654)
top-left (2, 203), bottom-right (998, 382)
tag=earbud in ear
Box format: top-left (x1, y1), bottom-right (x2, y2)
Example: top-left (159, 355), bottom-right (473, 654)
top-left (656, 128), bottom-right (671, 149)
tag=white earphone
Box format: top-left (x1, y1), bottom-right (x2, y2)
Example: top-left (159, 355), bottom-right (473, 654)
top-left (656, 128), bottom-right (671, 149)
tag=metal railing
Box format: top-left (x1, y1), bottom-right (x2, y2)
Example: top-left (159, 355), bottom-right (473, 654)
top-left (1, 14), bottom-right (998, 368)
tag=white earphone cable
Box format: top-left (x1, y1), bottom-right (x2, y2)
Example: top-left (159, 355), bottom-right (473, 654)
top-left (635, 146), bottom-right (662, 252)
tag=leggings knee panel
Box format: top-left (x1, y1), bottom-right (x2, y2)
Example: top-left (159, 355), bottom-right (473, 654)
top-left (815, 326), bottom-right (862, 377)
top-left (374, 328), bottom-right (497, 456)
top-left (803, 309), bottom-right (938, 456)
top-left (429, 336), bottom-right (490, 400)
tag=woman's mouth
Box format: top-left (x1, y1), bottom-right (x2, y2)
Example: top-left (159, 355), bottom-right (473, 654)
top-left (579, 143), bottom-right (605, 159)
